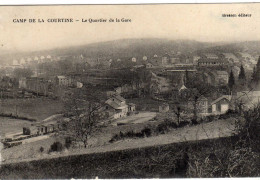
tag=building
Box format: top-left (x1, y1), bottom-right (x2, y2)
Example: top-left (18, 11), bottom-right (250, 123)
top-left (203, 70), bottom-right (229, 86)
top-left (162, 54), bottom-right (171, 66)
top-left (105, 95), bottom-right (129, 119)
top-left (56, 75), bottom-right (72, 86)
top-left (215, 71), bottom-right (229, 85)
top-left (76, 81), bottom-right (83, 88)
top-left (236, 52), bottom-right (256, 64)
top-left (19, 77), bottom-right (51, 96)
top-left (20, 58), bottom-right (26, 65)
top-left (188, 95), bottom-right (209, 114)
top-left (132, 57), bottom-right (137, 62)
top-left (19, 77), bottom-right (27, 89)
top-left (146, 63), bottom-right (154, 68)
top-left (34, 56), bottom-right (39, 61)
top-left (211, 95), bottom-right (232, 114)
top-left (201, 53), bottom-right (219, 59)
top-left (128, 103), bottom-right (136, 112)
top-left (232, 65), bottom-right (241, 77)
top-left (198, 58), bottom-right (228, 67)
top-left (220, 53), bottom-right (239, 64)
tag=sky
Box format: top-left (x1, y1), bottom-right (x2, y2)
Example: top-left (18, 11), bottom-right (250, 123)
top-left (0, 4), bottom-right (260, 52)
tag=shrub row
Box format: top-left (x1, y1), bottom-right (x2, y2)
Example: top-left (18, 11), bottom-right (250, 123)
top-left (109, 127), bottom-right (152, 143)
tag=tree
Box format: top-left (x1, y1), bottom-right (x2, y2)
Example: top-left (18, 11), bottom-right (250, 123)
top-left (237, 65), bottom-right (248, 90)
top-left (13, 68), bottom-right (33, 79)
top-left (228, 70), bottom-right (235, 91)
top-left (252, 56), bottom-right (260, 85)
top-left (238, 64), bottom-right (246, 81)
top-left (63, 87), bottom-right (105, 148)
top-left (251, 67), bottom-right (256, 82)
top-left (184, 70), bottom-right (189, 86)
top-left (183, 74), bottom-right (214, 122)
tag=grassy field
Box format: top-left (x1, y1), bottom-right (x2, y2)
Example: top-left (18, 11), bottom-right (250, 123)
top-left (0, 136), bottom-right (239, 179)
top-left (1, 117), bottom-right (236, 165)
top-left (111, 112), bottom-right (157, 125)
top-left (0, 98), bottom-right (64, 121)
top-left (127, 97), bottom-right (162, 112)
top-left (0, 117), bottom-right (33, 136)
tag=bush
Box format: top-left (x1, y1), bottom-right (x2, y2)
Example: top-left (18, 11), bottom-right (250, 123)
top-left (187, 104), bottom-right (260, 177)
top-left (155, 119), bottom-right (178, 134)
top-left (179, 121), bottom-right (190, 128)
top-left (141, 127), bottom-right (152, 137)
top-left (39, 146), bottom-right (44, 153)
top-left (49, 141), bottom-right (63, 152)
top-left (125, 130), bottom-right (135, 138)
top-left (156, 123), bottom-right (168, 134)
top-left (65, 137), bottom-right (72, 149)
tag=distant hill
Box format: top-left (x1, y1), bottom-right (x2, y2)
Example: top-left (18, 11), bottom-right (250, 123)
top-left (1, 39), bottom-right (260, 65)
top-left (196, 41), bottom-right (260, 56)
top-left (80, 39), bottom-right (215, 58)
top-left (0, 39), bottom-right (217, 64)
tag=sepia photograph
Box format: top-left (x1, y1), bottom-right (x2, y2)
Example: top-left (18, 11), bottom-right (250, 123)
top-left (0, 3), bottom-right (260, 178)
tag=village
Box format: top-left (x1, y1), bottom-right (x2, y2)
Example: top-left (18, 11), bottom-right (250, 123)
top-left (1, 48), bottom-right (260, 152)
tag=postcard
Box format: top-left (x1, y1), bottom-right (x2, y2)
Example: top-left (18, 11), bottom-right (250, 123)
top-left (0, 4), bottom-right (260, 178)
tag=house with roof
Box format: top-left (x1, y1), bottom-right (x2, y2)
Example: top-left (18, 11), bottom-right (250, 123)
top-left (104, 95), bottom-right (131, 119)
top-left (211, 95), bottom-right (232, 114)
top-left (34, 56), bottom-right (39, 61)
top-left (162, 54), bottom-right (171, 66)
top-left (186, 95), bottom-right (209, 114)
top-left (198, 58), bottom-right (228, 67)
top-left (205, 70), bottom-right (228, 86)
top-left (12, 59), bottom-right (20, 66)
top-left (202, 72), bottom-right (214, 85)
top-left (20, 58), bottom-right (26, 65)
top-left (193, 55), bottom-right (201, 65)
top-left (215, 71), bottom-right (229, 85)
top-left (201, 53), bottom-right (219, 59)
top-left (131, 57), bottom-right (137, 62)
top-left (146, 63), bottom-right (154, 68)
top-left (56, 75), bottom-right (72, 86)
top-left (232, 65), bottom-right (241, 77)
top-left (149, 56), bottom-right (161, 67)
top-left (220, 53), bottom-right (239, 64)
top-left (128, 103), bottom-right (136, 112)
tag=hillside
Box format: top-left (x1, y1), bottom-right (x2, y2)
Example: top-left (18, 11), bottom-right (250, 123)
top-left (196, 41), bottom-right (260, 56)
top-left (2, 39), bottom-right (260, 65)
top-left (0, 39), bottom-right (217, 64)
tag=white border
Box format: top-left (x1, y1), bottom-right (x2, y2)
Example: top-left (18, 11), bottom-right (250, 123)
top-left (0, 0), bottom-right (260, 5)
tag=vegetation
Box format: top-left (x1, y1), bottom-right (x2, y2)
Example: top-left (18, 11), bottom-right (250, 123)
top-left (49, 141), bottom-right (63, 153)
top-left (63, 87), bottom-right (105, 148)
top-left (13, 68), bottom-right (33, 79)
top-left (251, 56), bottom-right (260, 88)
top-left (187, 104), bottom-right (260, 177)
top-left (228, 70), bottom-right (235, 91)
top-left (0, 137), bottom-right (238, 179)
